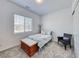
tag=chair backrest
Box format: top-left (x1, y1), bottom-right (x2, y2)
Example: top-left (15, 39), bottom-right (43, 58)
top-left (63, 33), bottom-right (72, 41)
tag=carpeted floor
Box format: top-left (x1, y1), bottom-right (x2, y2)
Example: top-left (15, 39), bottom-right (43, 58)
top-left (0, 41), bottom-right (75, 58)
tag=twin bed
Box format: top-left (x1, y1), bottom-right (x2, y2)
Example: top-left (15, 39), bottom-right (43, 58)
top-left (28, 33), bottom-right (52, 48)
top-left (27, 31), bottom-right (53, 49)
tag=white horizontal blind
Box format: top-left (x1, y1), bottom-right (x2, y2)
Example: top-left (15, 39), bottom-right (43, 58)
top-left (14, 14), bottom-right (32, 33)
top-left (14, 14), bottom-right (24, 33)
top-left (25, 17), bottom-right (32, 32)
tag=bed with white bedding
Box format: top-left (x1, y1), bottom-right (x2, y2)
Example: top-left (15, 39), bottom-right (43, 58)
top-left (28, 33), bottom-right (52, 48)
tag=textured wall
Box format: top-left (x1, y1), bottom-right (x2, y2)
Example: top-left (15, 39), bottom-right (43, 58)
top-left (42, 8), bottom-right (73, 41)
top-left (0, 0), bottom-right (40, 51)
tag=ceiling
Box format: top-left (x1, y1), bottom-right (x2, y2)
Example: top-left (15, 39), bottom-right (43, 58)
top-left (10, 0), bottom-right (72, 16)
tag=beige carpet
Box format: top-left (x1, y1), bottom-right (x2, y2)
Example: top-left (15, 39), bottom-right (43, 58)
top-left (0, 41), bottom-right (75, 58)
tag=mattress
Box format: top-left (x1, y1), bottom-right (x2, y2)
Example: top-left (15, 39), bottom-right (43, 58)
top-left (28, 34), bottom-right (52, 48)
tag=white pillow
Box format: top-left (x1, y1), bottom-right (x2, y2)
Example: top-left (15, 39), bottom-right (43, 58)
top-left (41, 30), bottom-right (45, 35)
top-left (45, 31), bottom-right (51, 35)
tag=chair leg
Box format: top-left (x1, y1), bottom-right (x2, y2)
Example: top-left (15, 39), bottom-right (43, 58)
top-left (64, 45), bottom-right (66, 50)
top-left (70, 44), bottom-right (71, 48)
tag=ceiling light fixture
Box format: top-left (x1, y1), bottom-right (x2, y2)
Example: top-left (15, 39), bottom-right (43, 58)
top-left (35, 0), bottom-right (43, 4)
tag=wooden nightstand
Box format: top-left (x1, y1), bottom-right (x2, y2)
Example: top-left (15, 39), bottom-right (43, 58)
top-left (21, 38), bottom-right (39, 57)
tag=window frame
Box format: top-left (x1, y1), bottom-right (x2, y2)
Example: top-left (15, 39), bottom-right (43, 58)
top-left (14, 14), bottom-right (32, 34)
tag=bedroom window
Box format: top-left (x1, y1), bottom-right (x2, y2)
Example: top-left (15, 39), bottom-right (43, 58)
top-left (14, 14), bottom-right (32, 33)
top-left (25, 17), bottom-right (32, 32)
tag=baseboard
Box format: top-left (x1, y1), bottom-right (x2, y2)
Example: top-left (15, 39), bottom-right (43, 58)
top-left (0, 43), bottom-right (20, 52)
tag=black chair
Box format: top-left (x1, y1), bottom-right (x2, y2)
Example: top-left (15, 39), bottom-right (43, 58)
top-left (57, 33), bottom-right (72, 50)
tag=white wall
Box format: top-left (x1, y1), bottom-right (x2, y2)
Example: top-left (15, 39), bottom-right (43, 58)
top-left (0, 0), bottom-right (40, 51)
top-left (73, 1), bottom-right (79, 57)
top-left (42, 8), bottom-right (73, 41)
